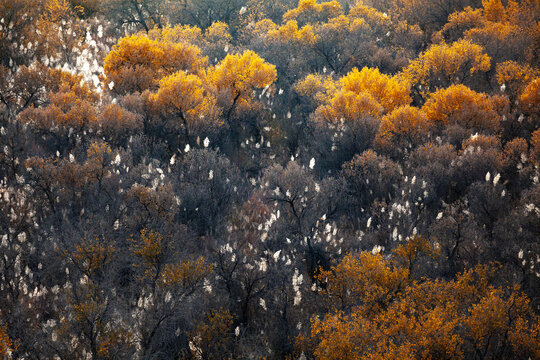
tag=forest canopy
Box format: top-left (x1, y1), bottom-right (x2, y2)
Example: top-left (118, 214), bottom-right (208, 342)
top-left (0, 0), bottom-right (539, 359)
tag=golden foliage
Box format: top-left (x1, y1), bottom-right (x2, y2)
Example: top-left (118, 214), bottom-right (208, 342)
top-left (99, 103), bottom-right (142, 138)
top-left (340, 67), bottom-right (411, 114)
top-left (72, 293), bottom-right (105, 325)
top-left (18, 69), bottom-right (99, 131)
top-left (283, 0), bottom-right (343, 25)
top-left (190, 308), bottom-right (233, 360)
top-left (86, 141), bottom-right (111, 175)
top-left (247, 19), bottom-right (279, 40)
top-left (37, 0), bottom-right (86, 61)
top-left (530, 129), bottom-right (540, 164)
top-left (349, 2), bottom-right (391, 24)
top-left (422, 84), bottom-right (500, 132)
top-left (130, 229), bottom-right (212, 295)
top-left (317, 252), bottom-right (409, 312)
top-left (438, 6), bottom-right (485, 42)
top-left (47, 67), bottom-right (99, 103)
top-left (159, 257), bottom-right (213, 289)
top-left (130, 228), bottom-right (165, 281)
top-left (375, 105), bottom-right (431, 150)
top-left (103, 33), bottom-right (207, 94)
top-left (0, 322), bottom-right (17, 357)
top-left (266, 20), bottom-right (317, 45)
top-left (70, 288), bottom-right (133, 359)
top-left (205, 21), bottom-right (232, 44)
top-left (148, 24), bottom-right (204, 45)
top-left (465, 19), bottom-right (518, 43)
top-left (42, 0), bottom-right (74, 23)
top-left (496, 61), bottom-right (538, 96)
top-left (482, 0), bottom-right (506, 22)
top-left (24, 141), bottom-right (113, 203)
top-left (519, 77), bottom-right (540, 115)
top-left (393, 235), bottom-right (439, 272)
top-left (437, 0), bottom-right (538, 66)
top-left (206, 50), bottom-right (277, 115)
top-left (126, 184), bottom-right (177, 222)
top-left (316, 90), bottom-right (383, 125)
top-left (502, 137), bottom-right (527, 166)
top-left (72, 237), bottom-right (116, 278)
top-left (294, 74), bottom-right (338, 105)
top-left (0, 0), bottom-right (86, 68)
top-left (150, 71), bottom-right (220, 134)
top-left (403, 40), bottom-right (491, 92)
top-left (461, 134), bottom-right (501, 151)
top-left (303, 256), bottom-right (540, 360)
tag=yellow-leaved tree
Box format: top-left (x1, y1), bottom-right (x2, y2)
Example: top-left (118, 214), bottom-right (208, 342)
top-left (301, 67), bottom-right (411, 157)
top-left (402, 39), bottom-right (491, 96)
top-left (150, 71), bottom-right (220, 144)
top-left (421, 84), bottom-right (501, 133)
top-left (520, 78), bottom-right (540, 119)
top-left (207, 50), bottom-right (277, 117)
top-left (205, 50), bottom-right (277, 142)
top-left (0, 321), bottom-right (17, 357)
top-left (339, 67), bottom-right (411, 114)
top-left (375, 105), bottom-right (432, 153)
top-left (298, 241), bottom-right (540, 360)
top-left (282, 0), bottom-right (343, 26)
top-left (103, 33), bottom-right (207, 94)
top-left (129, 229), bottom-right (213, 356)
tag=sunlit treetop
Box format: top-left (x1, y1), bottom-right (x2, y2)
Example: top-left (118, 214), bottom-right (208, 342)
top-left (205, 21), bottom-right (233, 44)
top-left (465, 20), bottom-right (522, 44)
top-left (438, 6), bottom-right (485, 42)
top-left (438, 0), bottom-right (539, 57)
top-left (205, 50), bottom-right (277, 113)
top-left (316, 251), bottom-right (409, 312)
top-left (402, 39), bottom-right (491, 93)
top-left (480, 0), bottom-right (540, 30)
top-left (151, 71), bottom-right (218, 118)
top-left (316, 90), bottom-right (383, 126)
top-left (317, 14), bottom-right (371, 37)
top-left (148, 21), bottom-right (232, 48)
top-left (375, 105), bottom-right (432, 151)
top-left (148, 24), bottom-right (204, 45)
top-left (482, 0), bottom-right (506, 22)
top-left (150, 70), bottom-right (220, 142)
top-left (304, 67), bottom-right (411, 129)
top-left (266, 20), bottom-right (317, 45)
top-left (0, 323), bottom-right (17, 357)
top-left (103, 33), bottom-right (208, 94)
top-left (422, 84), bottom-right (501, 133)
top-left (283, 0), bottom-right (343, 26)
top-left (303, 251), bottom-right (540, 360)
top-left (496, 61), bottom-right (539, 97)
top-left (240, 18), bottom-right (278, 42)
top-left (519, 77), bottom-right (540, 115)
top-left (294, 73), bottom-right (339, 104)
top-left (340, 67), bottom-right (411, 114)
top-left (348, 2), bottom-right (392, 28)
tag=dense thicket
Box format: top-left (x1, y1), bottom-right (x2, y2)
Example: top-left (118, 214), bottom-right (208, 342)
top-left (0, 0), bottom-right (539, 359)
